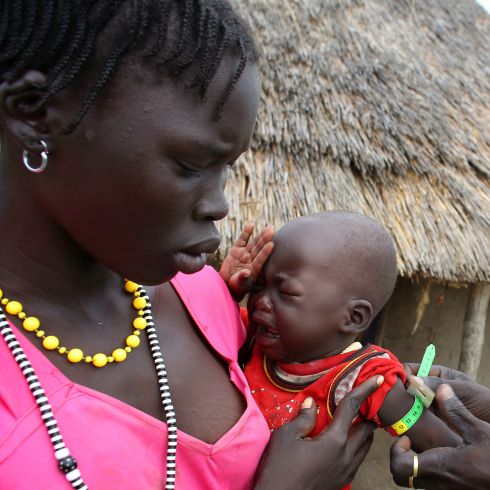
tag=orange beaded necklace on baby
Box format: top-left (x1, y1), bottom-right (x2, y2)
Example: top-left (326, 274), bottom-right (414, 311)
top-left (0, 279), bottom-right (147, 368)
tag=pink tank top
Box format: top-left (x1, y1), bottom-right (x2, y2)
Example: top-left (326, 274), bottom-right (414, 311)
top-left (0, 267), bottom-right (270, 489)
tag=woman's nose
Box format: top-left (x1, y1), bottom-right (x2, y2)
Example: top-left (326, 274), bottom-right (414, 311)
top-left (193, 169), bottom-right (229, 221)
top-left (194, 194), bottom-right (229, 221)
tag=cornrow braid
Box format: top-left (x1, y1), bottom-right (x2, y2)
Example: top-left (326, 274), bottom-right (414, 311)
top-left (198, 20), bottom-right (233, 98)
top-left (134, 0), bottom-right (151, 48)
top-left (0, 3), bottom-right (10, 50)
top-left (45, 0), bottom-right (75, 63)
top-left (6, 0), bottom-right (57, 79)
top-left (63, 10), bottom-right (142, 134)
top-left (0, 0), bottom-right (259, 133)
top-left (0, 3), bottom-right (38, 65)
top-left (216, 38), bottom-right (247, 117)
top-left (189, 7), bottom-right (219, 98)
top-left (39, 2), bottom-right (94, 87)
top-left (164, 0), bottom-right (195, 63)
top-left (35, 1), bottom-right (126, 110)
top-left (147, 0), bottom-right (172, 58)
top-left (173, 1), bottom-right (207, 75)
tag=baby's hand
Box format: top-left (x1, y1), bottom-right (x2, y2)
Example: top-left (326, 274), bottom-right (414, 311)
top-left (219, 223), bottom-right (274, 301)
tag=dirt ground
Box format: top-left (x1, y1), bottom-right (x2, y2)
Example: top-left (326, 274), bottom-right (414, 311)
top-left (351, 278), bottom-right (490, 489)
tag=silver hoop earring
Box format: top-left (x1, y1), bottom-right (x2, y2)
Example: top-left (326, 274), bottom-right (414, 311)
top-left (23, 140), bottom-right (49, 173)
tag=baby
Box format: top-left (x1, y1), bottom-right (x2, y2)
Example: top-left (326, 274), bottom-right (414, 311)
top-left (221, 211), bottom-right (459, 488)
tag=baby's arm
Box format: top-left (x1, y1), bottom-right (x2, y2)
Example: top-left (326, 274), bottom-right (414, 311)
top-left (378, 379), bottom-right (462, 451)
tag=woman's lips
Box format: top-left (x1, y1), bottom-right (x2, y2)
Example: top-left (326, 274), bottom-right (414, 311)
top-left (181, 236), bottom-right (221, 255)
top-left (173, 235), bottom-right (221, 274)
top-left (173, 251), bottom-right (207, 274)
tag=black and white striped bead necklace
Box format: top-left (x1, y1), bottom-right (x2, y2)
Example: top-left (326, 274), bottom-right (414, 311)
top-left (0, 285), bottom-right (178, 489)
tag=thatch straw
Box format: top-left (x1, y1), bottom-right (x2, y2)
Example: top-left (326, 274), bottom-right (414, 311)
top-left (216, 0), bottom-right (490, 283)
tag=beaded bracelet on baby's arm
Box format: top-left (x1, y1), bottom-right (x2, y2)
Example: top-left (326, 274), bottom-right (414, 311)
top-left (385, 345), bottom-right (436, 437)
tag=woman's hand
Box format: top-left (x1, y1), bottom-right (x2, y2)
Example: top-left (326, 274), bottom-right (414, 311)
top-left (390, 384), bottom-right (490, 490)
top-left (219, 224), bottom-right (275, 301)
top-left (254, 376), bottom-right (384, 490)
top-left (405, 364), bottom-right (490, 422)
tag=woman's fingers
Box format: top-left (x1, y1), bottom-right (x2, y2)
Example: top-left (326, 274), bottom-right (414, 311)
top-left (419, 375), bottom-right (444, 392)
top-left (346, 420), bottom-right (377, 454)
top-left (324, 376), bottom-right (382, 459)
top-left (331, 376), bottom-right (384, 427)
top-left (340, 433), bottom-right (375, 485)
top-left (279, 397), bottom-right (318, 439)
top-left (403, 363), bottom-right (419, 377)
top-left (390, 386), bottom-right (490, 490)
top-left (404, 363), bottom-right (463, 380)
top-left (390, 436), bottom-right (415, 485)
top-left (425, 365), bottom-right (471, 381)
top-left (436, 384), bottom-right (486, 444)
top-left (351, 433), bottom-right (374, 467)
top-left (390, 436), bottom-right (442, 488)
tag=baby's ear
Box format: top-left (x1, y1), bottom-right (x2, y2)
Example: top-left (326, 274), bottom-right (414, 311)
top-left (340, 300), bottom-right (373, 335)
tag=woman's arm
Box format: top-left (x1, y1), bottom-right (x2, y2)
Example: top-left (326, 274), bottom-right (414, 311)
top-left (390, 384), bottom-right (490, 490)
top-left (254, 376), bottom-right (384, 490)
top-left (378, 379), bottom-right (462, 451)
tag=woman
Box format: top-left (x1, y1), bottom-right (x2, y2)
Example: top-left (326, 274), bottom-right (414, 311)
top-left (390, 366), bottom-right (490, 490)
top-left (0, 1), bottom-right (379, 489)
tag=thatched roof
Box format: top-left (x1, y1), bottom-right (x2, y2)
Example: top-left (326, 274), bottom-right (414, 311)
top-left (217, 0), bottom-right (490, 283)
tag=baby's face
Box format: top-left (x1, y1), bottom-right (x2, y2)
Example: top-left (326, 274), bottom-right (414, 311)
top-left (247, 233), bottom-right (350, 362)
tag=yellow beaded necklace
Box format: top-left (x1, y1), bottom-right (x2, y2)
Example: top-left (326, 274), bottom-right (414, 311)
top-left (0, 280), bottom-right (147, 368)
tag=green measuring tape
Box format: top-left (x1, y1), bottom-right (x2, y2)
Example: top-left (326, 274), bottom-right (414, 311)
top-left (387, 396), bottom-right (425, 436)
top-left (387, 344), bottom-right (436, 436)
top-left (417, 343), bottom-right (436, 377)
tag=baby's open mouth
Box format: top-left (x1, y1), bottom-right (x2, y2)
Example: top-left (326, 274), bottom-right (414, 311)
top-left (256, 324), bottom-right (280, 339)
top-left (252, 314), bottom-right (280, 338)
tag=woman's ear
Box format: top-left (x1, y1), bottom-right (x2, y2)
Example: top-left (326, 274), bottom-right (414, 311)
top-left (340, 299), bottom-right (373, 335)
top-left (0, 70), bottom-right (51, 154)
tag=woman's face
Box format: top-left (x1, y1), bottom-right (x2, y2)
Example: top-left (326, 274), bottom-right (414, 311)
top-left (39, 58), bottom-right (261, 284)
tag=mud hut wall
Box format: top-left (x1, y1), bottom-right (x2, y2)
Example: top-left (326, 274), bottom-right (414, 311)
top-left (380, 278), bottom-right (490, 385)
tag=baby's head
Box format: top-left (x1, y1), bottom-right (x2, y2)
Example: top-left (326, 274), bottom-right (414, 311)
top-left (247, 211), bottom-right (397, 362)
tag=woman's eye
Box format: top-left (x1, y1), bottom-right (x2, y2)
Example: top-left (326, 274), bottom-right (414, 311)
top-left (183, 168), bottom-right (202, 177)
top-left (175, 160), bottom-right (203, 178)
top-left (279, 289), bottom-right (299, 297)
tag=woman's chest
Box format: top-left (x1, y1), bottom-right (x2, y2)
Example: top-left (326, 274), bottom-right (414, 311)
top-left (60, 283), bottom-right (247, 445)
top-left (150, 284), bottom-right (247, 443)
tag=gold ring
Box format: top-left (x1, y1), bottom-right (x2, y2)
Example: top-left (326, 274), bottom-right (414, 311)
top-left (408, 476), bottom-right (414, 488)
top-left (413, 454), bottom-right (419, 478)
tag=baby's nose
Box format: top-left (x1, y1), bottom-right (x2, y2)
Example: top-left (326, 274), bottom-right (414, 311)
top-left (255, 293), bottom-right (273, 313)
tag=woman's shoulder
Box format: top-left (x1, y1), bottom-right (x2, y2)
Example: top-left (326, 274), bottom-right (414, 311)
top-left (171, 264), bottom-right (223, 287)
top-left (170, 266), bottom-right (247, 357)
top-left (170, 266), bottom-right (233, 307)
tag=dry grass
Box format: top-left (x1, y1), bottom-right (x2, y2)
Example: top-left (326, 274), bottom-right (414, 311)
top-left (216, 0), bottom-right (490, 283)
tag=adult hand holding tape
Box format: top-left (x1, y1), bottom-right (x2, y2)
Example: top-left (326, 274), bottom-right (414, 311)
top-left (404, 363), bottom-right (490, 422)
top-left (390, 384), bottom-right (490, 490)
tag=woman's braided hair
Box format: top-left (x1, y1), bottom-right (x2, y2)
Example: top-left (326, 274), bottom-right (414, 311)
top-left (0, 0), bottom-right (259, 132)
